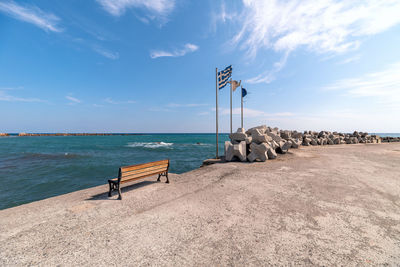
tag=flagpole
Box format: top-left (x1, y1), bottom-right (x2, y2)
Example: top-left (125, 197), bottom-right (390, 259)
top-left (230, 78), bottom-right (232, 134)
top-left (215, 68), bottom-right (219, 159)
top-left (241, 85), bottom-right (243, 129)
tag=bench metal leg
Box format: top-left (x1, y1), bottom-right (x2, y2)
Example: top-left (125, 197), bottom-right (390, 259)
top-left (157, 174), bottom-right (161, 182)
top-left (108, 181), bottom-right (112, 197)
top-left (117, 183), bottom-right (122, 200)
top-left (165, 172), bottom-right (169, 184)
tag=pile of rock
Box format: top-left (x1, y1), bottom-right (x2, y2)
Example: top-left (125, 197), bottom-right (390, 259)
top-left (0, 133), bottom-right (9, 136)
top-left (225, 125), bottom-right (383, 162)
top-left (301, 131), bottom-right (381, 146)
top-left (382, 136), bottom-right (400, 142)
top-left (225, 125), bottom-right (301, 162)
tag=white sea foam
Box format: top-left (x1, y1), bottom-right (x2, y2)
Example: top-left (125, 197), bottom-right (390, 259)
top-left (126, 142), bottom-right (173, 149)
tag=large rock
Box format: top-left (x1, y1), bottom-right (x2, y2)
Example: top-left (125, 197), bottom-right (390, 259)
top-left (246, 125), bottom-right (266, 136)
top-left (289, 138), bottom-right (301, 148)
top-left (280, 130), bottom-right (291, 140)
top-left (230, 128), bottom-right (247, 142)
top-left (245, 136), bottom-right (253, 144)
top-left (292, 132), bottom-right (303, 139)
top-left (310, 138), bottom-right (318, 146)
top-left (267, 147), bottom-right (277, 159)
top-left (276, 140), bottom-right (291, 154)
top-left (303, 137), bottom-right (311, 146)
top-left (225, 141), bottom-right (247, 162)
top-left (252, 129), bottom-right (272, 144)
top-left (265, 131), bottom-right (282, 142)
top-left (270, 140), bottom-right (279, 149)
top-left (247, 142), bottom-right (269, 162)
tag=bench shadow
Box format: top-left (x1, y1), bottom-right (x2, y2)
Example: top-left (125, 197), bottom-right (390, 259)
top-left (86, 180), bottom-right (159, 201)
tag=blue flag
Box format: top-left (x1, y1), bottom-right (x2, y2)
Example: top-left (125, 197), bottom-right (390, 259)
top-left (242, 88), bottom-right (247, 98)
top-left (218, 65), bottom-right (232, 89)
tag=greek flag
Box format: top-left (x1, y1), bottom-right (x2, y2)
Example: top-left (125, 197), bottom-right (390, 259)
top-left (218, 65), bottom-right (232, 90)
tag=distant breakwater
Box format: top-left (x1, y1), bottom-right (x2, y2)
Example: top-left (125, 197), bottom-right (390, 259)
top-left (0, 133), bottom-right (144, 137)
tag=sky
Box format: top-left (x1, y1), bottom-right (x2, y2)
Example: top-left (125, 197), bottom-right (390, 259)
top-left (1, 0), bottom-right (400, 133)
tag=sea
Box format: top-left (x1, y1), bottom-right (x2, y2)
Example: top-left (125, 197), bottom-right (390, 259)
top-left (0, 134), bottom-right (229, 210)
top-left (1, 132), bottom-right (399, 210)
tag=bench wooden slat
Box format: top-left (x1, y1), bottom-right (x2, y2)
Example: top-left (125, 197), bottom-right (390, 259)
top-left (121, 159), bottom-right (169, 172)
top-left (108, 159), bottom-right (170, 199)
top-left (121, 168), bottom-right (167, 181)
top-left (121, 164), bottom-right (168, 178)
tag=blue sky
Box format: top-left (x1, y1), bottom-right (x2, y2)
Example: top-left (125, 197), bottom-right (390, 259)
top-left (1, 0), bottom-right (400, 133)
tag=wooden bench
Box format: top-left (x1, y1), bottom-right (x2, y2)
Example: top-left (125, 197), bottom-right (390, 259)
top-left (108, 159), bottom-right (169, 199)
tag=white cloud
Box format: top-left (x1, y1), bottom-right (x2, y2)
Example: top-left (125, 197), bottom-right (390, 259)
top-left (324, 62), bottom-right (400, 108)
top-left (0, 1), bottom-right (62, 32)
top-left (93, 46), bottom-right (119, 60)
top-left (236, 0), bottom-right (400, 57)
top-left (96, 0), bottom-right (174, 19)
top-left (0, 90), bottom-right (43, 102)
top-left (337, 54), bottom-right (361, 65)
top-left (66, 96), bottom-right (81, 104)
top-left (104, 98), bottom-right (136, 104)
top-left (219, 107), bottom-right (294, 118)
top-left (92, 104), bottom-right (104, 107)
top-left (167, 103), bottom-right (207, 108)
top-left (150, 43), bottom-right (199, 59)
top-left (234, 0), bottom-right (400, 84)
top-left (246, 51), bottom-right (290, 84)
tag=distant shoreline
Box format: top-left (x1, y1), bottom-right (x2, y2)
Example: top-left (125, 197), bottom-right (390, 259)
top-left (0, 133), bottom-right (233, 136)
top-left (0, 133), bottom-right (146, 136)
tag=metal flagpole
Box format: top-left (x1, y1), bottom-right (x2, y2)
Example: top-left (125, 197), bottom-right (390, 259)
top-left (215, 68), bottom-right (219, 159)
top-left (241, 85), bottom-right (243, 129)
top-left (230, 78), bottom-right (232, 134)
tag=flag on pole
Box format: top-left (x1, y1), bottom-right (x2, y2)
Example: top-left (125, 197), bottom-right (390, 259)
top-left (218, 65), bottom-right (232, 89)
top-left (242, 88), bottom-right (247, 98)
top-left (230, 80), bottom-right (241, 91)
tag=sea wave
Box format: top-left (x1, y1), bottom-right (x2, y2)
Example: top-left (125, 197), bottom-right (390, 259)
top-left (18, 152), bottom-right (81, 160)
top-left (126, 142), bottom-right (173, 149)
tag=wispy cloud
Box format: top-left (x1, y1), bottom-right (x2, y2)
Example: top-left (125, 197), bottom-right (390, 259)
top-left (104, 97), bottom-right (136, 104)
top-left (66, 96), bottom-right (81, 104)
top-left (324, 62), bottom-right (400, 108)
top-left (0, 1), bottom-right (62, 32)
top-left (210, 1), bottom-right (238, 33)
top-left (217, 107), bottom-right (294, 118)
top-left (150, 43), bottom-right (199, 59)
top-left (337, 54), bottom-right (361, 65)
top-left (0, 90), bottom-right (43, 102)
top-left (92, 104), bottom-right (104, 107)
top-left (167, 103), bottom-right (207, 108)
top-left (235, 0), bottom-right (400, 57)
top-left (234, 0), bottom-right (400, 84)
top-left (246, 51), bottom-right (290, 84)
top-left (93, 46), bottom-right (119, 60)
top-left (96, 0), bottom-right (175, 21)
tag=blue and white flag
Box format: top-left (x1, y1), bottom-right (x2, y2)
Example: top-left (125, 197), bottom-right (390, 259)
top-left (218, 65), bottom-right (232, 90)
top-left (242, 88), bottom-right (247, 98)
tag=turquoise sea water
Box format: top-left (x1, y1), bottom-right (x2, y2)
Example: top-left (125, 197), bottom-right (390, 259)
top-left (0, 134), bottom-right (229, 210)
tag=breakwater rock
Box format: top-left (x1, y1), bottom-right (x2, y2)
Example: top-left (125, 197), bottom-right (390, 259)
top-left (382, 136), bottom-right (400, 142)
top-left (225, 125), bottom-right (385, 162)
top-left (0, 133), bottom-right (9, 136)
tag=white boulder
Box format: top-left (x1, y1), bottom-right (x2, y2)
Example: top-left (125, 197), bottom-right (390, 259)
top-left (225, 141), bottom-right (247, 162)
top-left (247, 142), bottom-right (269, 162)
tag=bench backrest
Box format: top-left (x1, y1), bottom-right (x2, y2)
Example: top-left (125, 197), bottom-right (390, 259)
top-left (118, 159), bottom-right (169, 183)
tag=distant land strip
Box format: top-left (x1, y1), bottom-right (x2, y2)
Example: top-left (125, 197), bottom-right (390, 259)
top-left (0, 133), bottom-right (144, 136)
